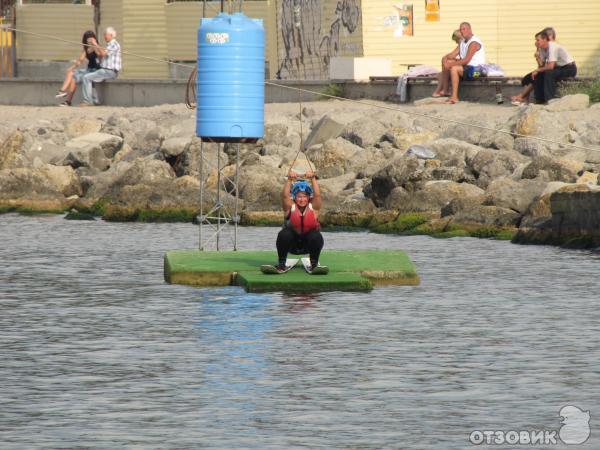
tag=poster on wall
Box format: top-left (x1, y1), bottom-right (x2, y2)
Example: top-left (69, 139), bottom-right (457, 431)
top-left (425, 0), bottom-right (440, 22)
top-left (392, 3), bottom-right (413, 37)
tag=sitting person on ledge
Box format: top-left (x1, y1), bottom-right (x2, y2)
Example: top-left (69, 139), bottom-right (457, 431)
top-left (432, 29), bottom-right (463, 98)
top-left (532, 29), bottom-right (576, 104)
top-left (511, 27), bottom-right (556, 106)
top-left (433, 22), bottom-right (486, 104)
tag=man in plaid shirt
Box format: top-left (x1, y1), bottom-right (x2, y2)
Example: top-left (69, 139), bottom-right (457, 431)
top-left (81, 27), bottom-right (121, 106)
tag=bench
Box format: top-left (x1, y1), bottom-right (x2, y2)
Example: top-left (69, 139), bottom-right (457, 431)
top-left (369, 75), bottom-right (596, 103)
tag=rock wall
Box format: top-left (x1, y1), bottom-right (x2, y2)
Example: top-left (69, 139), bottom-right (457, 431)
top-left (0, 96), bottom-right (599, 247)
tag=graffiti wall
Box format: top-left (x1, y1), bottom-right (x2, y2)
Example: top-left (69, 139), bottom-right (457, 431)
top-left (276, 0), bottom-right (363, 80)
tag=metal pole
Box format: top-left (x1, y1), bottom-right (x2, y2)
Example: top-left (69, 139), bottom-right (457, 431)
top-left (202, 0), bottom-right (206, 17)
top-left (234, 143), bottom-right (240, 251)
top-left (216, 142), bottom-right (222, 250)
top-left (199, 140), bottom-right (204, 250)
top-left (239, 0), bottom-right (243, 13)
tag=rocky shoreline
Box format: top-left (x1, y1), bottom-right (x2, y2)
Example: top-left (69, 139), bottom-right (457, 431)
top-left (1, 96), bottom-right (599, 248)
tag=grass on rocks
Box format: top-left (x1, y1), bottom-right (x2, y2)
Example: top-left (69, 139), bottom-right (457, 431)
top-left (560, 78), bottom-right (600, 103)
top-left (320, 83), bottom-right (344, 99)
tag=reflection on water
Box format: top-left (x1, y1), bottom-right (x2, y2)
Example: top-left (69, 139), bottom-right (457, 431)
top-left (0, 214), bottom-right (598, 449)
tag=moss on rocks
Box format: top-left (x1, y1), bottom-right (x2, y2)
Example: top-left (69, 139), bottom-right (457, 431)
top-left (469, 226), bottom-right (515, 240)
top-left (370, 213), bottom-right (431, 234)
top-left (103, 206), bottom-right (198, 222)
top-left (64, 210), bottom-right (96, 221)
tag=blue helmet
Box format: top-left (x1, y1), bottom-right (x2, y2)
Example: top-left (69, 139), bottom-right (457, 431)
top-left (291, 180), bottom-right (313, 199)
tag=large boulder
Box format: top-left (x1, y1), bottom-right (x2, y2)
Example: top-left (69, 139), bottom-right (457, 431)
top-left (442, 114), bottom-right (514, 151)
top-left (515, 183), bottom-right (600, 247)
top-left (302, 115), bottom-right (345, 149)
top-left (0, 130), bottom-right (32, 169)
top-left (264, 123), bottom-right (289, 146)
top-left (367, 156), bottom-right (420, 206)
top-left (513, 137), bottom-right (550, 158)
top-left (237, 166), bottom-right (282, 210)
top-left (172, 139), bottom-right (225, 177)
top-left (469, 148), bottom-right (530, 188)
top-left (65, 132), bottom-right (123, 159)
top-left (427, 138), bottom-right (481, 168)
top-left (305, 137), bottom-right (366, 179)
top-left (318, 172), bottom-right (357, 200)
top-left (116, 158), bottom-right (175, 187)
top-left (521, 156), bottom-right (581, 182)
top-left (441, 194), bottom-right (486, 217)
top-left (104, 175), bottom-right (233, 213)
top-left (82, 160), bottom-right (134, 199)
top-left (389, 180), bottom-right (484, 213)
top-left (64, 118), bottom-right (103, 138)
top-left (39, 164), bottom-right (82, 197)
top-left (160, 137), bottom-right (190, 158)
top-left (61, 132), bottom-right (124, 172)
top-left (484, 177), bottom-right (547, 213)
top-left (452, 205), bottom-right (521, 228)
top-left (544, 94), bottom-right (589, 112)
top-left (0, 167), bottom-right (68, 210)
top-left (62, 147), bottom-right (112, 172)
top-left (342, 117), bottom-right (387, 148)
top-left (513, 106), bottom-right (572, 152)
top-left (382, 128), bottom-right (438, 151)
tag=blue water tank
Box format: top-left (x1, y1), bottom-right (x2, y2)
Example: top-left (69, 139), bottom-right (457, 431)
top-left (196, 13), bottom-right (265, 143)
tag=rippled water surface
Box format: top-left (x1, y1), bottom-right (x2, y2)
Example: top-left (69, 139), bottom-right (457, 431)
top-left (1, 214), bottom-right (599, 449)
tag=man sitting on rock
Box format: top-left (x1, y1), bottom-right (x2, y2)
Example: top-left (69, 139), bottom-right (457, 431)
top-left (435, 22), bottom-right (486, 104)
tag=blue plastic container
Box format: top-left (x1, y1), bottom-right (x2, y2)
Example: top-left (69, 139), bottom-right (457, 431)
top-left (196, 13), bottom-right (264, 143)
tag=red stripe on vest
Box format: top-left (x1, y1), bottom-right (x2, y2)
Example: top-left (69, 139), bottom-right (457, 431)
top-left (289, 203), bottom-right (320, 234)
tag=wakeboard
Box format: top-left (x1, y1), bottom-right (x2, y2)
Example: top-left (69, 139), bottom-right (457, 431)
top-left (301, 257), bottom-right (329, 275)
top-left (260, 258), bottom-right (299, 275)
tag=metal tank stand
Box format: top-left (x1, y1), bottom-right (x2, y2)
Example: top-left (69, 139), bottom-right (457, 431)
top-left (198, 141), bottom-right (240, 251)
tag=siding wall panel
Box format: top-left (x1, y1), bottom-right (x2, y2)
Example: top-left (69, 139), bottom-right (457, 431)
top-left (362, 0), bottom-right (600, 77)
top-left (165, 1), bottom-right (271, 62)
top-left (16, 5), bottom-right (94, 61)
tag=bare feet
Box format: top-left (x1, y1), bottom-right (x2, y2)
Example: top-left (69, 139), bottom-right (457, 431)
top-left (445, 98), bottom-right (458, 104)
top-left (432, 91), bottom-right (450, 98)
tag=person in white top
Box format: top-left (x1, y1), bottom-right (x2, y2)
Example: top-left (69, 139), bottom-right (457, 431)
top-left (532, 29), bottom-right (576, 103)
top-left (511, 27), bottom-right (556, 106)
top-left (433, 22), bottom-right (486, 104)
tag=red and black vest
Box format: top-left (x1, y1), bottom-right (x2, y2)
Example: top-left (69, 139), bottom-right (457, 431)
top-left (286, 203), bottom-right (320, 235)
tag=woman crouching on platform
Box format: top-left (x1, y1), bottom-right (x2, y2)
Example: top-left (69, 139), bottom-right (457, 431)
top-left (273, 169), bottom-right (327, 274)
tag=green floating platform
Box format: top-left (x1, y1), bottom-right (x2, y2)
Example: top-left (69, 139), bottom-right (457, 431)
top-left (164, 250), bottom-right (419, 293)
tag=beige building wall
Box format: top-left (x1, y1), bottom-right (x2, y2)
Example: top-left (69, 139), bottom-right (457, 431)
top-left (14, 0), bottom-right (600, 79)
top-left (119, 0), bottom-right (169, 79)
top-left (274, 0), bottom-right (363, 79)
top-left (16, 5), bottom-right (94, 61)
top-left (362, 0), bottom-right (600, 77)
top-left (99, 0), bottom-right (123, 48)
top-left (165, 1), bottom-right (274, 75)
top-left (496, 0), bottom-right (600, 77)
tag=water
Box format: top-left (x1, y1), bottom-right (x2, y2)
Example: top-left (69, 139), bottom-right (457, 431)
top-left (1, 214), bottom-right (598, 449)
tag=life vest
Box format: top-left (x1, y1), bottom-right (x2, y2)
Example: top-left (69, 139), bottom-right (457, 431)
top-left (287, 203), bottom-right (320, 235)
